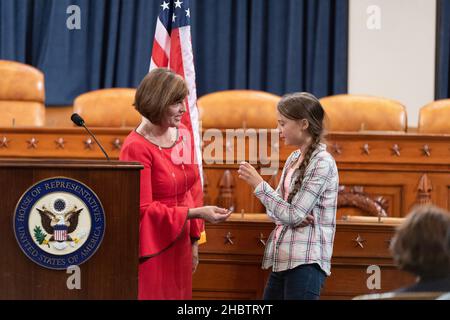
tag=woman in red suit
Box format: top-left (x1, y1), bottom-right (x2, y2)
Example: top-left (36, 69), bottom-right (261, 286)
top-left (120, 68), bottom-right (231, 300)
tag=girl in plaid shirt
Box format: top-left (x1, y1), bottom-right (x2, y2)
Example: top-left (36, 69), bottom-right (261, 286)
top-left (238, 92), bottom-right (339, 300)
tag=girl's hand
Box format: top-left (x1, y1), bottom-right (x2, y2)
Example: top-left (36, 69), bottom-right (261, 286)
top-left (238, 161), bottom-right (264, 190)
top-left (298, 214), bottom-right (315, 227)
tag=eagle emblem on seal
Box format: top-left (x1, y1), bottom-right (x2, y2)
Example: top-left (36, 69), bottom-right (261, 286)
top-left (33, 198), bottom-right (86, 250)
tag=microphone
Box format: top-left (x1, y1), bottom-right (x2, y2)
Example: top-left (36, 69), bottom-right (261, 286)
top-left (71, 113), bottom-right (110, 161)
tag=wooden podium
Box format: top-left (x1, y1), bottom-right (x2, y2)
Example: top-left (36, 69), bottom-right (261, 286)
top-left (0, 159), bottom-right (142, 299)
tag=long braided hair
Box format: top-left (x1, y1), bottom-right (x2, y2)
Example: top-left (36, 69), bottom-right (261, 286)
top-left (277, 92), bottom-right (326, 203)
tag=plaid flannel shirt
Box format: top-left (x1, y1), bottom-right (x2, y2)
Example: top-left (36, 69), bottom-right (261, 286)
top-left (254, 143), bottom-right (338, 275)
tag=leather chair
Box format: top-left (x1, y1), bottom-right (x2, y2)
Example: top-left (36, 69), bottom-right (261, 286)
top-left (418, 99), bottom-right (450, 134)
top-left (0, 60), bottom-right (45, 127)
top-left (73, 88), bottom-right (141, 127)
top-left (198, 90), bottom-right (280, 129)
top-left (319, 94), bottom-right (407, 132)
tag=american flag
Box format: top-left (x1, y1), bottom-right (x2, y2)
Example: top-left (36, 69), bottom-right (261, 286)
top-left (150, 0), bottom-right (205, 243)
top-left (150, 0), bottom-right (202, 173)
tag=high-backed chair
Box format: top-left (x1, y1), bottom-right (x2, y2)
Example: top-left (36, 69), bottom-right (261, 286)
top-left (0, 60), bottom-right (46, 127)
top-left (418, 99), bottom-right (450, 134)
top-left (319, 94), bottom-right (407, 132)
top-left (73, 88), bottom-right (140, 127)
top-left (197, 90), bottom-right (280, 129)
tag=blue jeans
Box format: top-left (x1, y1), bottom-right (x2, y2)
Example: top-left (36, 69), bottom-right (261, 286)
top-left (263, 263), bottom-right (327, 300)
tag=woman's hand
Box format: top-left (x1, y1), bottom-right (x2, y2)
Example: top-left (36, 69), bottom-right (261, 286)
top-left (188, 206), bottom-right (232, 224)
top-left (192, 241), bottom-right (199, 274)
top-left (238, 161), bottom-right (264, 190)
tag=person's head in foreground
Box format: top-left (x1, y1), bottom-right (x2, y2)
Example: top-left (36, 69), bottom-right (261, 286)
top-left (390, 204), bottom-right (450, 292)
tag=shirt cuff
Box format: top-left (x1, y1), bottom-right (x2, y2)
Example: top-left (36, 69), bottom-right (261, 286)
top-left (254, 181), bottom-right (271, 198)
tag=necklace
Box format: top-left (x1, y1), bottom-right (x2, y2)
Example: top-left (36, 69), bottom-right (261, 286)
top-left (135, 126), bottom-right (188, 206)
top-left (155, 137), bottom-right (188, 207)
top-left (140, 127), bottom-right (177, 148)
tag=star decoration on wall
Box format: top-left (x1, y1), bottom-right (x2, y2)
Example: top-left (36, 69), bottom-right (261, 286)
top-left (353, 234), bottom-right (366, 249)
top-left (391, 144), bottom-right (401, 156)
top-left (361, 143), bottom-right (370, 155)
top-left (84, 138), bottom-right (94, 150)
top-left (0, 136), bottom-right (10, 148)
top-left (55, 137), bottom-right (65, 149)
top-left (421, 144), bottom-right (431, 157)
top-left (112, 138), bottom-right (122, 150)
top-left (27, 137), bottom-right (39, 149)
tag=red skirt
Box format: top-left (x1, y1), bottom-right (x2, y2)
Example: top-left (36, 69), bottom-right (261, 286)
top-left (138, 227), bottom-right (192, 300)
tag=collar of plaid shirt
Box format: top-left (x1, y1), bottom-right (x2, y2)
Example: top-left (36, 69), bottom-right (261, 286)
top-left (281, 143), bottom-right (328, 194)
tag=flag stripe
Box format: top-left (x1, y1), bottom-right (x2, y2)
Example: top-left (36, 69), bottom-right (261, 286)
top-left (155, 18), bottom-right (171, 57)
top-left (180, 26), bottom-right (203, 181)
top-left (169, 28), bottom-right (184, 75)
top-left (149, 58), bottom-right (158, 71)
top-left (151, 40), bottom-right (169, 68)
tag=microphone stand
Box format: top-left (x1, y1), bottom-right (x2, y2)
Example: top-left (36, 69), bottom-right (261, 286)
top-left (82, 124), bottom-right (110, 161)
